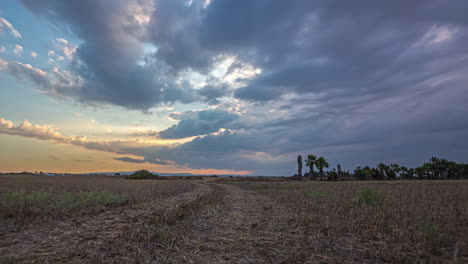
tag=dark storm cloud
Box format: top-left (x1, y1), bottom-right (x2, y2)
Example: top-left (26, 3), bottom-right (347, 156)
top-left (20, 0), bottom-right (197, 110)
top-left (228, 1), bottom-right (468, 102)
top-left (158, 109), bottom-right (239, 139)
top-left (12, 0), bottom-right (468, 174)
top-left (197, 85), bottom-right (227, 104)
top-left (131, 69), bottom-right (468, 175)
top-left (18, 0), bottom-right (468, 107)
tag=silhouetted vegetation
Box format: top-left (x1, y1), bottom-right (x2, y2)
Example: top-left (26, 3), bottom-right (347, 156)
top-left (297, 155), bottom-right (303, 177)
top-left (295, 155), bottom-right (468, 180)
top-left (125, 170), bottom-right (159, 180)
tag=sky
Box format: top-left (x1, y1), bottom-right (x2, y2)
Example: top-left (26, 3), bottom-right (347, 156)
top-left (0, 0), bottom-right (467, 175)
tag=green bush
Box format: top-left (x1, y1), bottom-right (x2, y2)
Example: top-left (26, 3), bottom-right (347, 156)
top-left (125, 170), bottom-right (159, 180)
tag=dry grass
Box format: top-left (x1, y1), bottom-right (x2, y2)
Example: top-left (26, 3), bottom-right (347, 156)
top-left (235, 180), bottom-right (468, 262)
top-left (0, 174), bottom-right (195, 223)
top-left (75, 184), bottom-right (225, 263)
top-left (2, 175), bottom-right (467, 263)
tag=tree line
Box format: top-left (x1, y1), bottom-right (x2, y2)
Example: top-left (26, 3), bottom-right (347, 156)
top-left (295, 155), bottom-right (468, 180)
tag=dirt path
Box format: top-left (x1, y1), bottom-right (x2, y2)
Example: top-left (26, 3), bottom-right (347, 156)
top-left (0, 183), bottom-right (211, 263)
top-left (171, 183), bottom-right (306, 263)
top-left (1, 183), bottom-right (313, 263)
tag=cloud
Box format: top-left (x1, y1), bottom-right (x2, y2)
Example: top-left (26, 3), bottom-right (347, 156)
top-left (114, 156), bottom-right (170, 165)
top-left (0, 46), bottom-right (5, 53)
top-left (0, 58), bottom-right (48, 85)
top-left (3, 1), bottom-right (468, 175)
top-left (31, 51), bottom-right (38, 58)
top-left (0, 117), bottom-right (126, 154)
top-left (14, 0), bottom-right (264, 110)
top-left (13, 45), bottom-right (23, 55)
top-left (0, 118), bottom-right (64, 141)
top-left (13, 0), bottom-right (467, 111)
top-left (0, 58), bottom-right (84, 99)
top-left (0, 117), bottom-right (173, 167)
top-left (113, 157), bottom-right (145, 164)
top-left (0, 16), bottom-right (22, 38)
top-left (158, 109), bottom-right (239, 139)
top-left (54, 38), bottom-right (77, 60)
top-left (18, 0), bottom-right (197, 110)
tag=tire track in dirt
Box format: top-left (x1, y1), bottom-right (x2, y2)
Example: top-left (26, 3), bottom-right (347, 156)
top-left (172, 183), bottom-right (305, 263)
top-left (0, 183), bottom-right (211, 263)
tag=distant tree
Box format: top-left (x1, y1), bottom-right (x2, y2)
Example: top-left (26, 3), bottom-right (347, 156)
top-left (305, 155), bottom-right (317, 178)
top-left (377, 163), bottom-right (389, 180)
top-left (297, 155), bottom-right (303, 177)
top-left (296, 155), bottom-right (465, 182)
top-left (354, 166), bottom-right (363, 180)
top-left (448, 162), bottom-right (461, 179)
top-left (354, 166), bottom-right (373, 180)
top-left (389, 163), bottom-right (400, 179)
top-left (460, 164), bottom-right (468, 179)
top-left (429, 156), bottom-right (440, 179)
top-left (315, 157), bottom-right (329, 181)
top-left (337, 164), bottom-right (343, 179)
top-left (415, 166), bottom-right (425, 180)
top-left (399, 166), bottom-right (409, 179)
top-left (326, 170), bottom-right (336, 181)
top-left (328, 168), bottom-right (338, 181)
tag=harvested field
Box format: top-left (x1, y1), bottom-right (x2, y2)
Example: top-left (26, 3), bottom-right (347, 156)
top-left (0, 175), bottom-right (194, 220)
top-left (232, 180), bottom-right (468, 263)
top-left (1, 175), bottom-right (467, 263)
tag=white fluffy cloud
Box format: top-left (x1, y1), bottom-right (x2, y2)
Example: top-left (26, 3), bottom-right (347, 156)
top-left (53, 38), bottom-right (77, 60)
top-left (31, 51), bottom-right (38, 58)
top-left (13, 44), bottom-right (23, 55)
top-left (0, 16), bottom-right (22, 38)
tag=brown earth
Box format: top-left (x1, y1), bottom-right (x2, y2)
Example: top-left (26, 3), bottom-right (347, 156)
top-left (1, 182), bottom-right (462, 263)
top-left (2, 183), bottom-right (304, 263)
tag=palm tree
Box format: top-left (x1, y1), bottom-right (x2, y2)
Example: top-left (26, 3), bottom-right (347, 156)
top-left (297, 155), bottom-right (303, 177)
top-left (305, 154), bottom-right (317, 178)
top-left (315, 156), bottom-right (329, 181)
